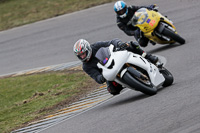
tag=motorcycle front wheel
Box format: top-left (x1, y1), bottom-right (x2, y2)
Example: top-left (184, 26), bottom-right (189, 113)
top-left (159, 67), bottom-right (174, 87)
top-left (162, 27), bottom-right (185, 44)
top-left (122, 72), bottom-right (157, 96)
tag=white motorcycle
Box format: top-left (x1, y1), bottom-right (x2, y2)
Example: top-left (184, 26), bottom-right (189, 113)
top-left (95, 45), bottom-right (173, 95)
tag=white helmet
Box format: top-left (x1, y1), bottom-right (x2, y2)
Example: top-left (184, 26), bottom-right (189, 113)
top-left (73, 39), bottom-right (92, 62)
top-left (114, 1), bottom-right (128, 18)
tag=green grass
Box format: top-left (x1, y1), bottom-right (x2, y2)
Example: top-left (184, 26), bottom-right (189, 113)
top-left (0, 0), bottom-right (115, 31)
top-left (0, 70), bottom-right (97, 133)
top-left (0, 0), bottom-right (115, 132)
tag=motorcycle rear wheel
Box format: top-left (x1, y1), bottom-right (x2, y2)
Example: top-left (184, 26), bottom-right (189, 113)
top-left (162, 27), bottom-right (185, 44)
top-left (122, 72), bottom-right (157, 96)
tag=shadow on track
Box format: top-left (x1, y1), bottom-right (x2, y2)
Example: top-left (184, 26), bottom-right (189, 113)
top-left (101, 91), bottom-right (150, 109)
top-left (100, 83), bottom-right (176, 109)
top-left (147, 44), bottom-right (181, 54)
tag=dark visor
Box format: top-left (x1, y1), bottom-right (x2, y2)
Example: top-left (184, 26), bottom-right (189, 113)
top-left (117, 7), bottom-right (127, 15)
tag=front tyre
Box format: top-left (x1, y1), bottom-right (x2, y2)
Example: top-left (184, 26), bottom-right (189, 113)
top-left (162, 27), bottom-right (185, 44)
top-left (159, 67), bottom-right (174, 87)
top-left (122, 72), bottom-right (157, 96)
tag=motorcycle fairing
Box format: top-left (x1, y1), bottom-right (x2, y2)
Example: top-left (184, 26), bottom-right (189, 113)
top-left (97, 45), bottom-right (165, 87)
top-left (132, 8), bottom-right (160, 33)
top-left (97, 45), bottom-right (129, 81)
top-left (125, 53), bottom-right (165, 87)
top-left (132, 8), bottom-right (177, 44)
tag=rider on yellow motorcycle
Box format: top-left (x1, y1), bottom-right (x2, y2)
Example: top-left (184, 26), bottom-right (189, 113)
top-left (114, 1), bottom-right (157, 47)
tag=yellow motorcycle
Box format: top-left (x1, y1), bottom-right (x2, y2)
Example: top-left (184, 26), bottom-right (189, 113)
top-left (131, 7), bottom-right (185, 45)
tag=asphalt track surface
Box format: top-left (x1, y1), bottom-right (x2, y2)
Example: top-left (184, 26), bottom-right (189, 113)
top-left (1, 0), bottom-right (200, 133)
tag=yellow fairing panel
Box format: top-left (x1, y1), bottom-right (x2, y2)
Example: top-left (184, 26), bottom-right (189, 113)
top-left (135, 9), bottom-right (161, 33)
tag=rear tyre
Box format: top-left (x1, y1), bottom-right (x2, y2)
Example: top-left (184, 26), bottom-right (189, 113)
top-left (162, 27), bottom-right (185, 44)
top-left (159, 67), bottom-right (174, 87)
top-left (122, 72), bottom-right (157, 96)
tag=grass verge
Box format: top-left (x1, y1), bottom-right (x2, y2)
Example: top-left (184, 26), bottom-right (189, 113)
top-left (0, 66), bottom-right (101, 133)
top-left (0, 0), bottom-right (115, 31)
top-left (0, 0), bottom-right (114, 132)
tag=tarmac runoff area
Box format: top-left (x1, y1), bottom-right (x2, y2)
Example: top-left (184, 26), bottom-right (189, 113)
top-left (4, 61), bottom-right (117, 133)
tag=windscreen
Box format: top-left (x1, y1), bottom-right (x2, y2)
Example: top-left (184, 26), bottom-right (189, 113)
top-left (95, 47), bottom-right (111, 65)
top-left (132, 8), bottom-right (148, 25)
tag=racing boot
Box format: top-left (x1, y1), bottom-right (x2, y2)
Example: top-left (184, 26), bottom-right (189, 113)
top-left (143, 53), bottom-right (159, 64)
top-left (128, 41), bottom-right (158, 64)
top-left (107, 81), bottom-right (124, 96)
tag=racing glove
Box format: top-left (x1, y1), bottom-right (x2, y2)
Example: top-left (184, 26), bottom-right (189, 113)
top-left (117, 42), bottom-right (130, 50)
top-left (147, 4), bottom-right (158, 11)
top-left (99, 75), bottom-right (106, 84)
